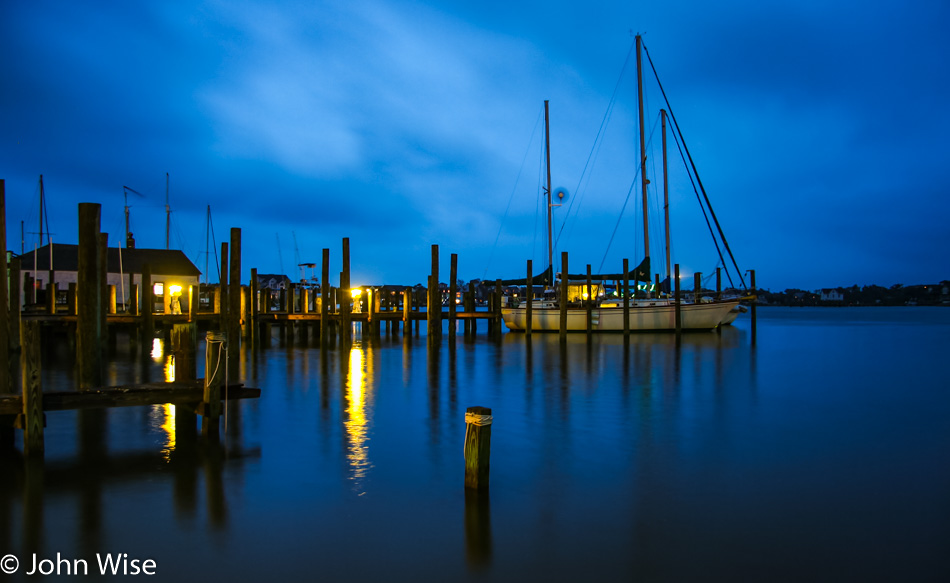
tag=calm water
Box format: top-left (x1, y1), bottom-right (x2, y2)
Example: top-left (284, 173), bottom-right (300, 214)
top-left (2, 307), bottom-right (949, 581)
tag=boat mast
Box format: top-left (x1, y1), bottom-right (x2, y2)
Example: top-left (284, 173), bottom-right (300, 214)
top-left (544, 100), bottom-right (554, 286)
top-left (165, 172), bottom-right (171, 250)
top-left (124, 187), bottom-right (130, 248)
top-left (205, 205), bottom-right (211, 287)
top-left (636, 35), bottom-right (650, 290)
top-left (662, 108), bottom-right (671, 285)
top-left (38, 175), bottom-right (45, 248)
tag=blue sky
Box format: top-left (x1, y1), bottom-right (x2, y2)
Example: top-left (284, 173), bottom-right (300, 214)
top-left (3, 0), bottom-right (949, 291)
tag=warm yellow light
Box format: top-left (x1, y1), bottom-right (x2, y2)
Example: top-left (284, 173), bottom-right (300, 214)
top-left (351, 288), bottom-right (362, 299)
top-left (168, 284), bottom-right (182, 296)
top-left (153, 283), bottom-right (164, 296)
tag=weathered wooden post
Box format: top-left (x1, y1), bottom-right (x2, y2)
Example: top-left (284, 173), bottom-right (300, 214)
top-left (340, 238), bottom-right (351, 343)
top-left (142, 264), bottom-right (153, 344)
top-left (0, 181), bottom-right (11, 448)
top-left (694, 272), bottom-right (702, 304)
top-left (468, 281), bottom-right (477, 335)
top-left (449, 253), bottom-right (458, 342)
top-left (464, 406), bottom-right (492, 490)
top-left (172, 322), bottom-right (197, 382)
top-left (129, 283), bottom-right (138, 316)
top-left (228, 228), bottom-right (241, 380)
top-left (403, 287), bottom-right (412, 337)
top-left (219, 241), bottom-right (229, 330)
top-left (494, 279), bottom-right (502, 336)
top-left (9, 257), bottom-right (21, 352)
top-left (0, 180), bottom-right (8, 395)
top-left (98, 232), bottom-right (109, 356)
top-left (202, 331), bottom-right (226, 438)
top-left (77, 203), bottom-right (102, 390)
top-left (20, 320), bottom-right (43, 456)
top-left (559, 252), bottom-right (568, 341)
top-left (525, 259), bottom-right (533, 337)
top-left (623, 258), bottom-right (630, 335)
top-left (586, 264), bottom-right (593, 337)
top-left (716, 267), bottom-right (722, 300)
top-left (321, 248), bottom-right (330, 347)
top-left (66, 281), bottom-right (76, 317)
top-left (674, 263), bottom-right (682, 334)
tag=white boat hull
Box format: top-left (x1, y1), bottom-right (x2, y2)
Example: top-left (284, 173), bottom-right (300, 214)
top-left (501, 300), bottom-right (740, 332)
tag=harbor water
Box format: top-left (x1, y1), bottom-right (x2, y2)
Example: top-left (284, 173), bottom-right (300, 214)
top-left (2, 307), bottom-right (948, 581)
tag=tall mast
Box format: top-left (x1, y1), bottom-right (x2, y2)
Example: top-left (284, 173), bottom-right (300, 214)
top-left (544, 100), bottom-right (554, 285)
top-left (636, 35), bottom-right (650, 273)
top-left (662, 108), bottom-right (671, 284)
top-left (38, 175), bottom-right (45, 248)
top-left (124, 187), bottom-right (130, 248)
top-left (165, 172), bottom-right (170, 250)
top-left (205, 205), bottom-right (211, 287)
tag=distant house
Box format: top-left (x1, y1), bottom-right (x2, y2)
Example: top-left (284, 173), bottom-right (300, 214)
top-left (256, 273), bottom-right (291, 291)
top-left (820, 289), bottom-right (844, 302)
top-left (16, 243), bottom-right (201, 309)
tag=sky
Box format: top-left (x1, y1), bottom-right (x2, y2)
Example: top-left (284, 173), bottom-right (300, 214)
top-left (2, 0), bottom-right (949, 292)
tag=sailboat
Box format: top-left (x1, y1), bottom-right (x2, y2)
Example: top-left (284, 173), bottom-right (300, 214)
top-left (501, 35), bottom-right (744, 332)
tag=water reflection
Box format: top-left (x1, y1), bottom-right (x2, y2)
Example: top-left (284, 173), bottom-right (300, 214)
top-left (343, 342), bottom-right (374, 492)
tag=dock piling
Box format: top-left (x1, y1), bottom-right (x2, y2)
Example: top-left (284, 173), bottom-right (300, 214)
top-left (464, 406), bottom-right (492, 490)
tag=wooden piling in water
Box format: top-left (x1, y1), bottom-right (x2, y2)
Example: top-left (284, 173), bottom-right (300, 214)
top-left (0, 180), bottom-right (8, 395)
top-left (228, 229), bottom-right (241, 379)
top-left (220, 241), bottom-right (229, 329)
top-left (341, 238), bottom-right (351, 343)
top-left (429, 244), bottom-right (440, 339)
top-left (77, 203), bottom-right (102, 390)
top-left (0, 181), bottom-right (11, 449)
top-left (623, 258), bottom-right (630, 335)
top-left (464, 406), bottom-right (492, 490)
top-left (321, 248), bottom-right (330, 347)
top-left (468, 281), bottom-right (476, 335)
top-left (694, 272), bottom-right (702, 303)
top-left (525, 259), bottom-right (533, 337)
top-left (98, 232), bottom-right (109, 356)
top-left (586, 264), bottom-right (593, 337)
top-left (559, 252), bottom-right (568, 341)
top-left (20, 321), bottom-right (43, 456)
top-left (9, 257), bottom-right (21, 352)
top-left (403, 287), bottom-right (412, 336)
top-left (449, 253), bottom-right (457, 342)
top-left (674, 263), bottom-right (682, 334)
top-left (494, 279), bottom-right (502, 336)
top-left (202, 331), bottom-right (226, 438)
top-left (142, 264), bottom-right (153, 344)
top-left (172, 322), bottom-right (198, 382)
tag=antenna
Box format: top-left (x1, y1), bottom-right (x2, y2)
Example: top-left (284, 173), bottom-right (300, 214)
top-left (122, 185), bottom-right (146, 248)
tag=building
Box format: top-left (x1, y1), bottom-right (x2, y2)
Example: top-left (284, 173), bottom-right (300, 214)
top-left (820, 288), bottom-right (844, 303)
top-left (16, 243), bottom-right (201, 310)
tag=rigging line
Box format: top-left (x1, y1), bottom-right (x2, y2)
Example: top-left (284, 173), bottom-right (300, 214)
top-left (642, 40), bottom-right (746, 290)
top-left (209, 207), bottom-right (220, 283)
top-left (483, 105), bottom-right (544, 280)
top-left (669, 126), bottom-right (735, 288)
top-left (556, 38), bottom-right (637, 248)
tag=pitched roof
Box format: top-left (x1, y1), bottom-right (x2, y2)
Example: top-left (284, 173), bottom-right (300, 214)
top-left (17, 244), bottom-right (201, 276)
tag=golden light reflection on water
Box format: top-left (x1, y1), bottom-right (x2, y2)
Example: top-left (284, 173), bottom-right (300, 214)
top-left (150, 403), bottom-right (176, 462)
top-left (164, 355), bottom-right (176, 382)
top-left (344, 342), bottom-right (374, 491)
top-left (151, 338), bottom-right (164, 362)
